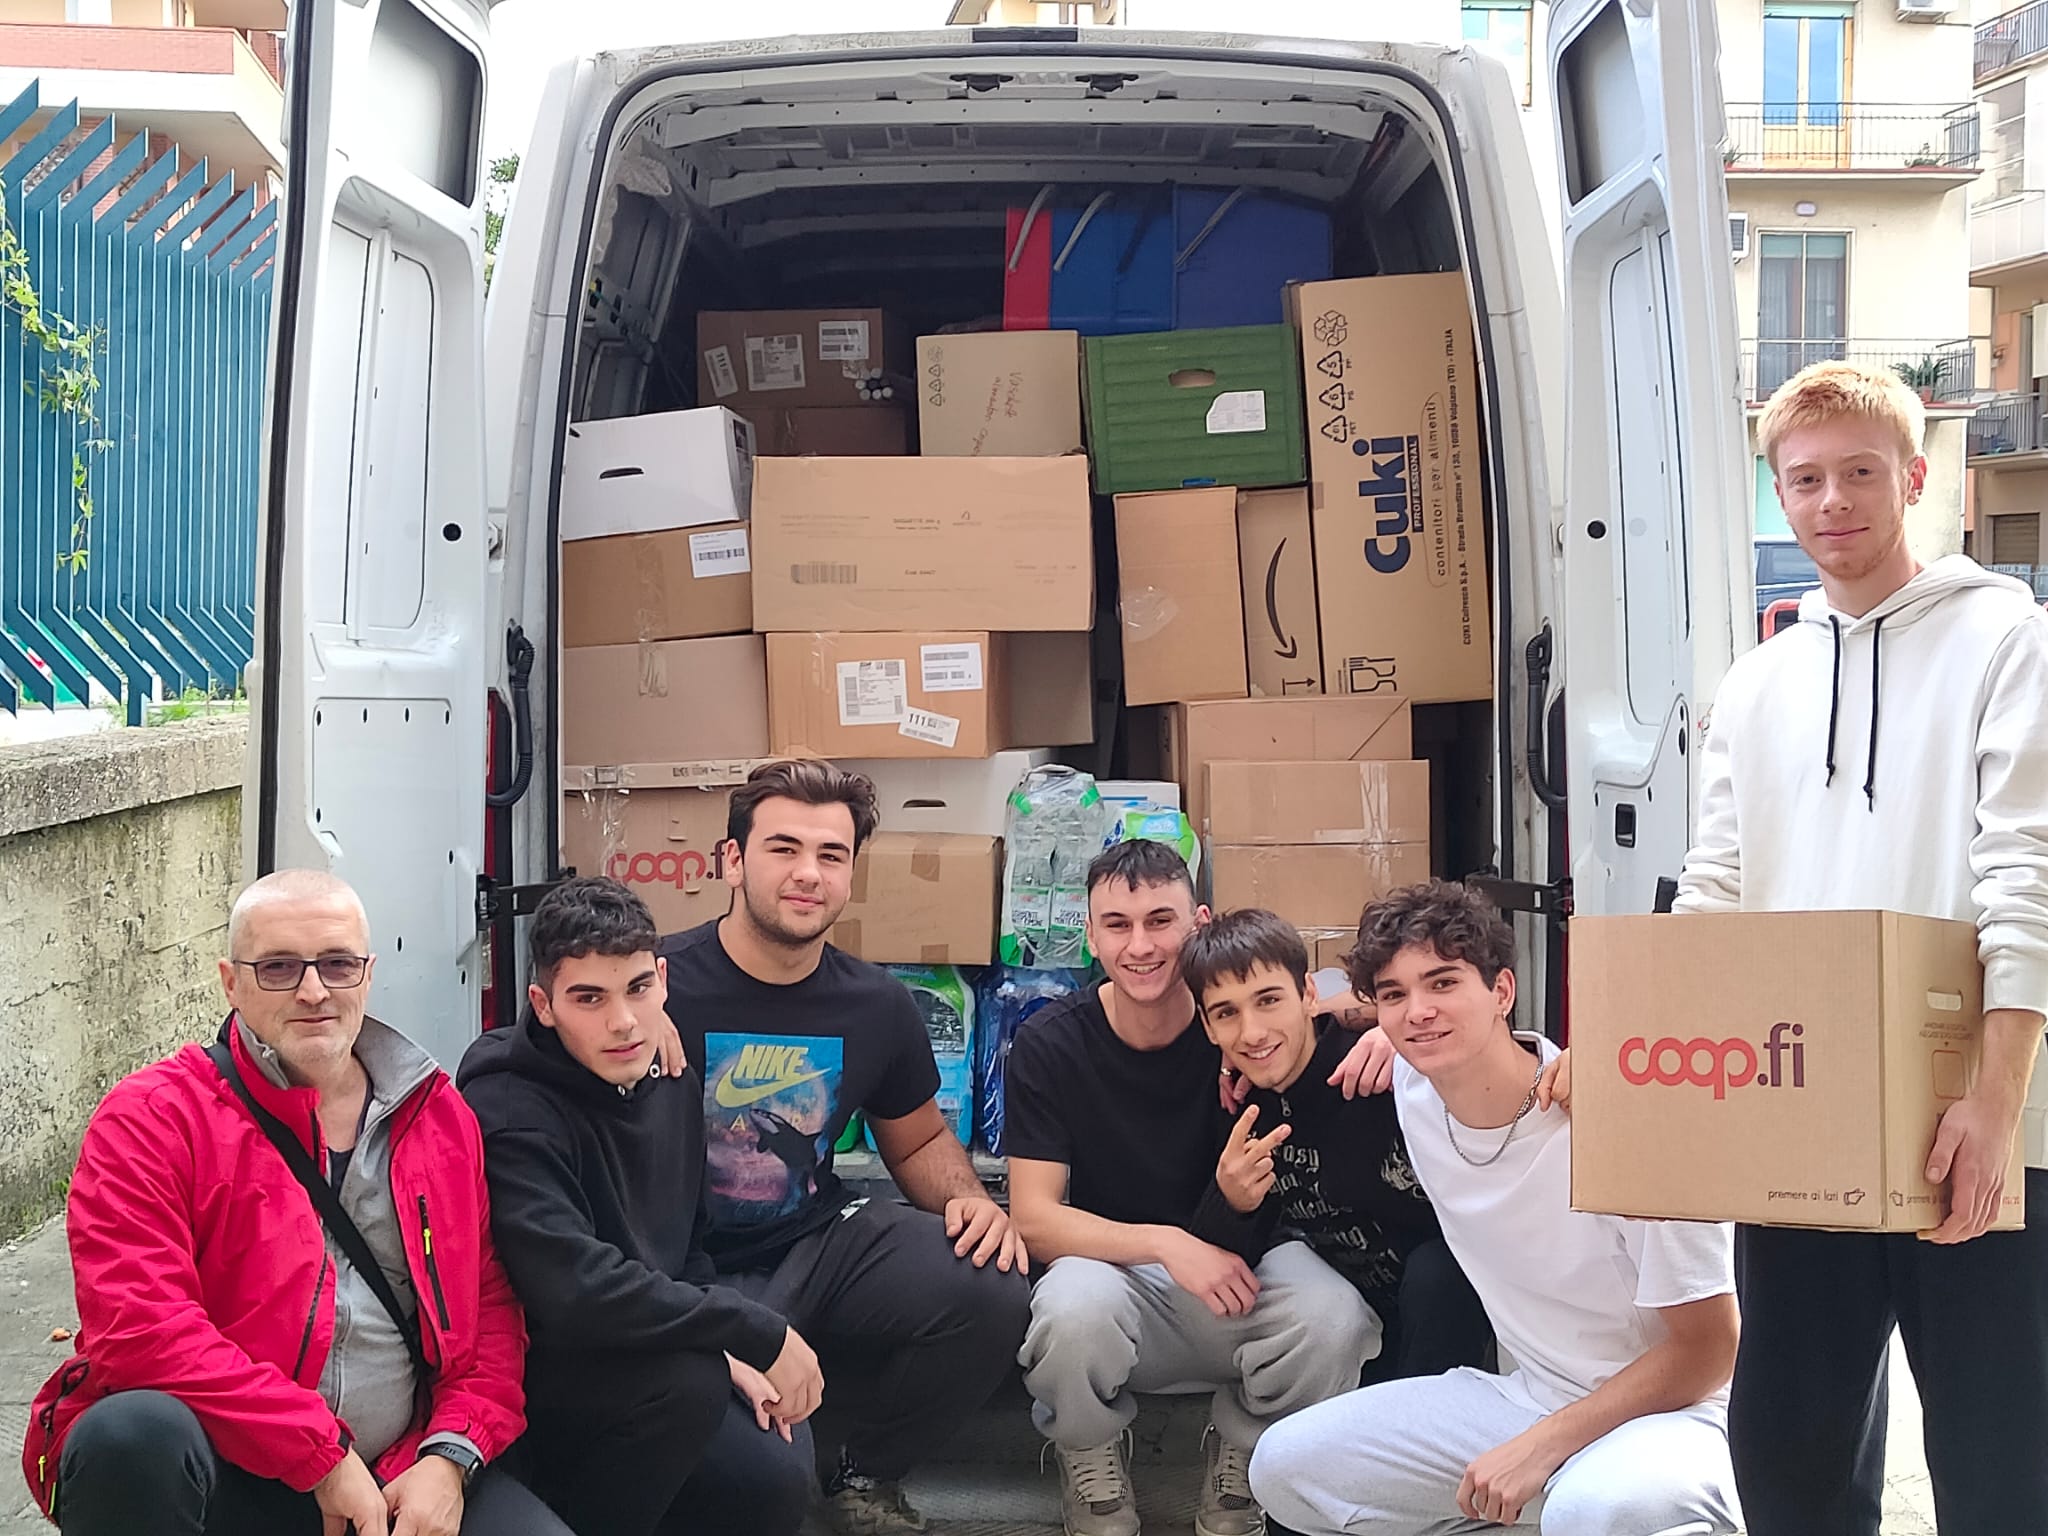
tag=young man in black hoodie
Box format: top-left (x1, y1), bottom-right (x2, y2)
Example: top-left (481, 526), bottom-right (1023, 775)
top-left (1182, 908), bottom-right (1492, 1387)
top-left (459, 877), bottom-right (824, 1536)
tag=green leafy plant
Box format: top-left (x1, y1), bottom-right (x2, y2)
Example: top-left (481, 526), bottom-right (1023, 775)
top-left (484, 152), bottom-right (520, 285)
top-left (0, 178), bottom-right (109, 574)
top-left (1895, 354), bottom-right (1945, 391)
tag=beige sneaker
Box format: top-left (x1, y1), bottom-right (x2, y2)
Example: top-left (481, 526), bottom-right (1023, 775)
top-left (1053, 1436), bottom-right (1141, 1536)
top-left (1196, 1426), bottom-right (1265, 1536)
top-left (821, 1456), bottom-right (931, 1536)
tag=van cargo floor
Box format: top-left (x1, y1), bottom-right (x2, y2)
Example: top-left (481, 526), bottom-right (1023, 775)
top-left (802, 1377), bottom-right (1214, 1536)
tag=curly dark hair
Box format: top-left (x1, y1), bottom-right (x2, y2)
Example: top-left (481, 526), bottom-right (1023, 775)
top-left (1345, 879), bottom-right (1516, 997)
top-left (529, 876), bottom-right (660, 988)
top-left (1182, 909), bottom-right (1309, 1008)
top-left (726, 759), bottom-right (879, 855)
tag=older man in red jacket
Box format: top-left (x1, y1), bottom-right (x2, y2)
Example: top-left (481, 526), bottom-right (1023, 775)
top-left (21, 869), bottom-right (561, 1536)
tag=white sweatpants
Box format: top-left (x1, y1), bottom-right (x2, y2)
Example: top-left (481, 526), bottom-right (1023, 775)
top-left (1249, 1367), bottom-right (1742, 1536)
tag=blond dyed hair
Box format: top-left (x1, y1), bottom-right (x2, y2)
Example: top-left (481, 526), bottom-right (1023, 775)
top-left (1757, 360), bottom-right (1925, 473)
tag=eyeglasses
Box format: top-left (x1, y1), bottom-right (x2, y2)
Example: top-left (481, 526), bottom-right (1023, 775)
top-left (233, 955), bottom-right (369, 992)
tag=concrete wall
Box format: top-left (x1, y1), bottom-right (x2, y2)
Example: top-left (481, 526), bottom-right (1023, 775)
top-left (0, 719), bottom-right (243, 1235)
top-left (1717, 0), bottom-right (1974, 103)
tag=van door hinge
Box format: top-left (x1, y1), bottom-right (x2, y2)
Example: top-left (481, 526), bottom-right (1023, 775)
top-left (1466, 874), bottom-right (1573, 920)
top-left (475, 874), bottom-right (574, 930)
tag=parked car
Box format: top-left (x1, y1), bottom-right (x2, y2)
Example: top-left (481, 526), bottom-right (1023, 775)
top-left (1756, 537), bottom-right (1818, 637)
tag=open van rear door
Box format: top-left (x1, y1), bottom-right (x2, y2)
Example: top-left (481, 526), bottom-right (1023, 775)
top-left (247, 0), bottom-right (493, 1066)
top-left (1550, 0), bottom-right (1750, 920)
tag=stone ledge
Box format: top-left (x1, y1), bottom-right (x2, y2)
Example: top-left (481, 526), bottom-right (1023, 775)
top-left (0, 718), bottom-right (247, 839)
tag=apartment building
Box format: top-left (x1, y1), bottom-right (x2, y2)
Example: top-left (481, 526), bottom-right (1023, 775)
top-left (1968, 0), bottom-right (2048, 586)
top-left (0, 0), bottom-right (284, 200)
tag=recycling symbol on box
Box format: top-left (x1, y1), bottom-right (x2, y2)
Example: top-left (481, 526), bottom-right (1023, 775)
top-left (1313, 311), bottom-right (1349, 347)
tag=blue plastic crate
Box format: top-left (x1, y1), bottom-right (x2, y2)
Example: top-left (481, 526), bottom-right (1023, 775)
top-left (1173, 188), bottom-right (1333, 328)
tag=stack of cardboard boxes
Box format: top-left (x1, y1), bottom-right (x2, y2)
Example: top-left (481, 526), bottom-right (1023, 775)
top-left (555, 262), bottom-right (1501, 1003)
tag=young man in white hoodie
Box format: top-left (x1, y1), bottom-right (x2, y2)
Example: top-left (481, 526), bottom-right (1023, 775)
top-left (1676, 359), bottom-right (2048, 1534)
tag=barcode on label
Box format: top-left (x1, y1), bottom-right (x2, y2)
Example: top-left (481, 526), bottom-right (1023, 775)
top-left (688, 527), bottom-right (750, 579)
top-left (900, 708), bottom-right (961, 749)
top-left (920, 642), bottom-right (984, 694)
top-left (699, 547), bottom-right (744, 563)
top-left (745, 333), bottom-right (807, 392)
top-left (837, 660), bottom-right (908, 726)
top-left (704, 346), bottom-right (739, 399)
top-left (817, 319), bottom-right (872, 362)
top-left (791, 563), bottom-right (859, 585)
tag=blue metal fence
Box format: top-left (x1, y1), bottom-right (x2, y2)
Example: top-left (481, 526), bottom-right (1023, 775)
top-left (0, 80), bottom-right (274, 723)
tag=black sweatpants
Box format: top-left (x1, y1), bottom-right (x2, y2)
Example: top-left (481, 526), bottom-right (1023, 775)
top-left (1357, 1234), bottom-right (1496, 1388)
top-left (516, 1345), bottom-right (815, 1536)
top-left (723, 1195), bottom-right (1032, 1482)
top-left (1730, 1164), bottom-right (2048, 1536)
top-left (54, 1389), bottom-right (570, 1536)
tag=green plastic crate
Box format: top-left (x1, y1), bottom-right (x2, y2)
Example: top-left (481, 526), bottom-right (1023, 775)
top-left (1082, 324), bottom-right (1307, 495)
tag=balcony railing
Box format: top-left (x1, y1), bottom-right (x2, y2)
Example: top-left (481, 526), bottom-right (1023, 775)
top-left (1741, 339), bottom-right (1978, 405)
top-left (1977, 0), bottom-right (2048, 85)
top-left (1969, 392), bottom-right (2048, 457)
top-left (1988, 563), bottom-right (2048, 599)
top-left (1723, 104), bottom-right (1981, 174)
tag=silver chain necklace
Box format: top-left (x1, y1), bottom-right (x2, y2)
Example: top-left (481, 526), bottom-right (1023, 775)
top-left (1444, 1059), bottom-right (1546, 1168)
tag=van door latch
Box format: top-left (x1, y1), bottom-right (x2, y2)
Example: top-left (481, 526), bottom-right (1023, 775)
top-left (1466, 874), bottom-right (1573, 920)
top-left (475, 874), bottom-right (573, 929)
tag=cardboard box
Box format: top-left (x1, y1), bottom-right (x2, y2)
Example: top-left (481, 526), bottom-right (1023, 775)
top-left (744, 405), bottom-right (911, 457)
top-left (1007, 631), bottom-right (1096, 746)
top-left (1208, 842), bottom-right (1431, 930)
top-left (1162, 695), bottom-right (1414, 832)
top-left (850, 750), bottom-right (1059, 835)
top-left (916, 330), bottom-right (1083, 457)
top-left (560, 782), bottom-right (734, 936)
top-left (829, 832), bottom-right (1002, 965)
top-left (697, 308), bottom-right (912, 411)
top-left (1302, 928), bottom-right (1356, 974)
top-left (1206, 760), bottom-right (1431, 847)
top-left (559, 408), bottom-right (754, 541)
top-left (1294, 274), bottom-right (1491, 702)
top-left (1115, 488), bottom-right (1248, 708)
top-left (561, 523), bottom-right (752, 647)
top-left (561, 636), bottom-right (769, 768)
top-left (1236, 488), bottom-right (1322, 697)
top-left (1569, 912), bottom-right (2025, 1233)
top-left (767, 631), bottom-right (1011, 760)
top-left (1083, 325), bottom-right (1307, 495)
top-left (750, 456), bottom-right (1094, 633)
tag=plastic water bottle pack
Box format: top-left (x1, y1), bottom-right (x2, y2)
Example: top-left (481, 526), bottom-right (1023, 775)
top-left (974, 966), bottom-right (1083, 1157)
top-left (999, 765), bottom-right (1109, 970)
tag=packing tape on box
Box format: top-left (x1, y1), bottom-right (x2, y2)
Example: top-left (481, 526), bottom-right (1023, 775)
top-left (910, 846), bottom-right (944, 882)
top-left (637, 641), bottom-right (669, 699)
top-left (1120, 587), bottom-right (1180, 642)
top-left (635, 553), bottom-right (666, 644)
top-left (835, 919), bottom-right (862, 955)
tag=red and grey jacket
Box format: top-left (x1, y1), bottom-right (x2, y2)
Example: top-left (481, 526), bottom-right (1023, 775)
top-left (21, 1015), bottom-right (527, 1518)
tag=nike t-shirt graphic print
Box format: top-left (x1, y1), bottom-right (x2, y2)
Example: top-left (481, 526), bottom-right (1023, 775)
top-left (659, 920), bottom-right (940, 1272)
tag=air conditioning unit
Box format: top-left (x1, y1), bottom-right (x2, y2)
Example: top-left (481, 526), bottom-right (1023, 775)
top-left (1896, 0), bottom-right (1952, 20)
top-left (1730, 212), bottom-right (1751, 262)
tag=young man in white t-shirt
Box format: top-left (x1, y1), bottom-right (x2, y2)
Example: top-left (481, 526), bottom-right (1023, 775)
top-left (1249, 881), bottom-right (1743, 1536)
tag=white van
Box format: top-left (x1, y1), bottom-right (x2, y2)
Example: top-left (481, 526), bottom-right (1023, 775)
top-left (245, 1), bottom-right (1752, 1070)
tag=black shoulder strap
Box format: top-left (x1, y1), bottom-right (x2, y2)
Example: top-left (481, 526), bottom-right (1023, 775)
top-left (208, 1040), bottom-right (431, 1382)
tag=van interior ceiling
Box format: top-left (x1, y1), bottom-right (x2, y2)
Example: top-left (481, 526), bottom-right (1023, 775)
top-left (561, 58), bottom-right (1498, 887)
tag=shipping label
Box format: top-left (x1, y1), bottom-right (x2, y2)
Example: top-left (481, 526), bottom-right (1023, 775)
top-left (745, 333), bottom-right (807, 392)
top-left (837, 660), bottom-right (908, 726)
top-left (920, 642), bottom-right (984, 693)
top-left (688, 527), bottom-right (750, 579)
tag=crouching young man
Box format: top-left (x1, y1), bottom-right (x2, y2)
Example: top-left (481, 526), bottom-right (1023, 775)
top-left (1250, 882), bottom-right (1743, 1536)
top-left (1181, 909), bottom-right (1493, 1388)
top-left (1006, 842), bottom-right (1376, 1536)
top-left (460, 878), bottom-right (822, 1536)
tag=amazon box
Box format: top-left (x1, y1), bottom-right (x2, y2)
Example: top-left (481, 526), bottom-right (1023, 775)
top-left (698, 308), bottom-right (912, 411)
top-left (749, 456), bottom-right (1094, 633)
top-left (1162, 695), bottom-right (1413, 833)
top-left (830, 832), bottom-right (1001, 965)
top-left (917, 330), bottom-right (1083, 457)
top-left (561, 635), bottom-right (769, 768)
top-left (1237, 488), bottom-right (1322, 697)
top-left (561, 523), bottom-right (752, 647)
top-left (1115, 488), bottom-right (1248, 707)
top-left (1208, 842), bottom-right (1431, 931)
top-left (767, 631), bottom-right (1010, 760)
top-left (1569, 911), bottom-right (2025, 1233)
top-left (559, 769), bottom-right (741, 936)
top-left (1293, 274), bottom-right (1491, 702)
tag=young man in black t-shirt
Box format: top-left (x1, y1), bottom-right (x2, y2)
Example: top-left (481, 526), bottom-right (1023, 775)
top-left (1005, 841), bottom-right (1376, 1536)
top-left (1181, 908), bottom-right (1493, 1388)
top-left (657, 760), bottom-right (1031, 1536)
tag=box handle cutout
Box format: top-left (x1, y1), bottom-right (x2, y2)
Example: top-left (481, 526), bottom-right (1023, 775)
top-left (597, 466), bottom-right (646, 480)
top-left (1169, 369), bottom-right (1218, 389)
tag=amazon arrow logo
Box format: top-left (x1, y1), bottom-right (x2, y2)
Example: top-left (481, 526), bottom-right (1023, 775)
top-left (1264, 539), bottom-right (1298, 659)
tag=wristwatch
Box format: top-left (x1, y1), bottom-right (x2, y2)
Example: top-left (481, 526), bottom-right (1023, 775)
top-left (420, 1442), bottom-right (482, 1487)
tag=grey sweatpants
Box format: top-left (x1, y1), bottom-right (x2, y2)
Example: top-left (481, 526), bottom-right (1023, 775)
top-left (1019, 1240), bottom-right (1378, 1453)
top-left (1249, 1367), bottom-right (1742, 1536)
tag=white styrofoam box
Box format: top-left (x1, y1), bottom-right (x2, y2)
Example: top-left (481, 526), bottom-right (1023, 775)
top-left (560, 407), bottom-right (756, 541)
top-left (849, 750), bottom-right (1059, 837)
top-left (1098, 780), bottom-right (1181, 813)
